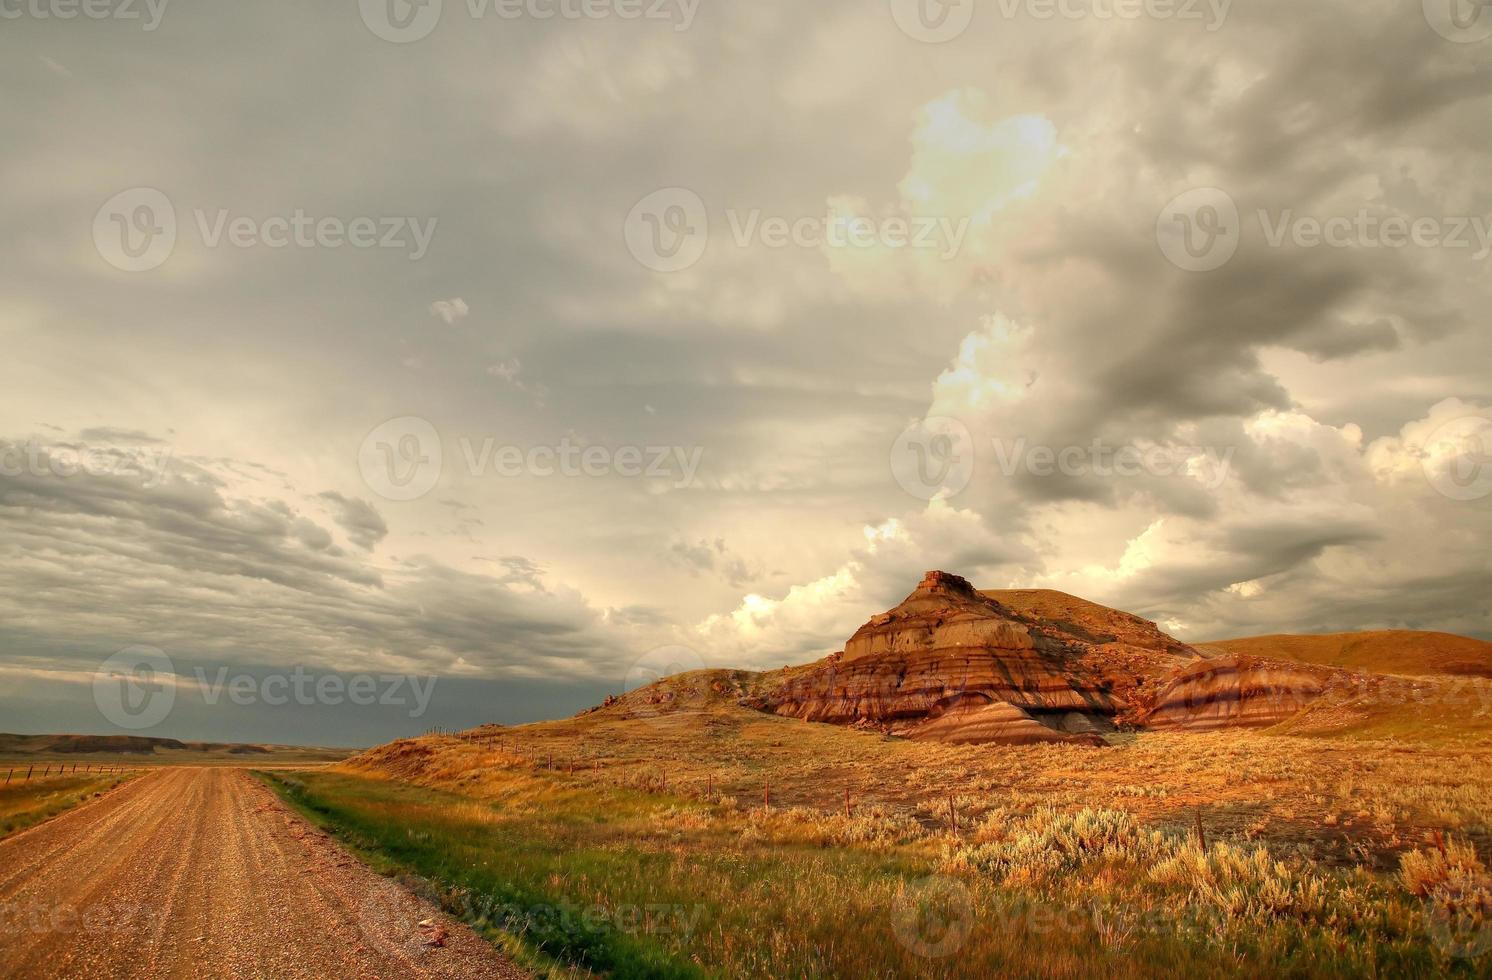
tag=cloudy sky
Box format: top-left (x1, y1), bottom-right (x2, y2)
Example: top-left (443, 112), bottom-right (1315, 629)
top-left (2, 0), bottom-right (1489, 745)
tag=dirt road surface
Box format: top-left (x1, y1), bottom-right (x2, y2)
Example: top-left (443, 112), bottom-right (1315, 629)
top-left (0, 767), bottom-right (528, 979)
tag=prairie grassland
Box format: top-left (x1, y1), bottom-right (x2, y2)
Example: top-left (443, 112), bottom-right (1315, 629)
top-left (0, 772), bottom-right (136, 839)
top-left (259, 703), bottom-right (1492, 978)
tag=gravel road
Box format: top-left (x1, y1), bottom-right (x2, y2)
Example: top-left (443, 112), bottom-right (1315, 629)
top-left (0, 767), bottom-right (528, 979)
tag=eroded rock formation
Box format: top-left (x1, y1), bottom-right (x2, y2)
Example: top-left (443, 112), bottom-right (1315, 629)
top-left (750, 571), bottom-right (1196, 745)
top-left (1140, 653), bottom-right (1334, 731)
top-left (592, 570), bottom-right (1416, 745)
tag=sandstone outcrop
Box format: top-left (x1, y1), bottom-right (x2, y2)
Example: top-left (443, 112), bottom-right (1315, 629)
top-left (1139, 653), bottom-right (1335, 730)
top-left (749, 571), bottom-right (1195, 745)
top-left (906, 698), bottom-right (1107, 746)
top-left (590, 570), bottom-right (1425, 744)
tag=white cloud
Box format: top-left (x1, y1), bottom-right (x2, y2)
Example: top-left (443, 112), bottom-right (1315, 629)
top-left (429, 298), bottom-right (470, 325)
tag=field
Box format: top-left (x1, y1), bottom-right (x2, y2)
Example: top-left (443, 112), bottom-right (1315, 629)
top-left (1201, 632), bottom-right (1492, 679)
top-left (258, 700), bottom-right (1492, 978)
top-left (0, 771), bottom-right (139, 840)
top-left (0, 732), bottom-right (353, 769)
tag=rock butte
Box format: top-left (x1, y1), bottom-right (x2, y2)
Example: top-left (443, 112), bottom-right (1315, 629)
top-left (599, 570), bottom-right (1421, 746)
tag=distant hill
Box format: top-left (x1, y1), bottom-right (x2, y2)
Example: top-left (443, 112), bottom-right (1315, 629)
top-left (582, 573), bottom-right (1492, 744)
top-left (0, 733), bottom-right (352, 762)
top-left (1198, 631), bottom-right (1492, 678)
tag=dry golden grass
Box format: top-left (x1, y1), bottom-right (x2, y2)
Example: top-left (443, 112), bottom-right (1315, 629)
top-left (1203, 631), bottom-right (1492, 678)
top-left (299, 697), bottom-right (1492, 976)
top-left (352, 702), bottom-right (1492, 871)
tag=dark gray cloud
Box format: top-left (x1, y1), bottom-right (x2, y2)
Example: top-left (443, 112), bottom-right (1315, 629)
top-left (318, 491), bottom-right (389, 550)
top-left (2, 0), bottom-right (1490, 742)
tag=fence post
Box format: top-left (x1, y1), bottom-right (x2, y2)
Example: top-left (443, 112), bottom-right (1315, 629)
top-left (763, 778), bottom-right (770, 810)
top-left (1194, 807), bottom-right (1207, 851)
top-left (845, 787), bottom-right (851, 818)
top-left (25, 765), bottom-right (34, 781)
top-left (4, 769), bottom-right (11, 785)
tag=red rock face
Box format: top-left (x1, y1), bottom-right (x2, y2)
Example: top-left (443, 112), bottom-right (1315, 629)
top-left (593, 571), bottom-right (1370, 744)
top-left (1139, 653), bottom-right (1335, 731)
top-left (753, 571), bottom-right (1197, 745)
top-left (907, 699), bottom-right (1107, 746)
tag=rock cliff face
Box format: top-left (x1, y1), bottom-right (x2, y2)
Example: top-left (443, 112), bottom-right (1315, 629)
top-left (1140, 654), bottom-right (1334, 730)
top-left (592, 570), bottom-right (1378, 745)
top-left (752, 571), bottom-right (1194, 744)
top-left (906, 699), bottom-right (1107, 746)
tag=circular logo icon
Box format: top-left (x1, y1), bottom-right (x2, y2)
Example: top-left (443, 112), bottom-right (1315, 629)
top-left (624, 188), bottom-right (708, 273)
top-left (1156, 187), bottom-right (1240, 272)
top-left (1424, 0), bottom-right (1492, 43)
top-left (358, 0), bottom-right (443, 42)
top-left (890, 875), bottom-right (974, 958)
top-left (1424, 878), bottom-right (1492, 960)
top-left (890, 0), bottom-right (975, 43)
top-left (357, 874), bottom-right (453, 949)
top-left (358, 417), bottom-right (442, 502)
top-left (93, 646), bottom-right (176, 730)
top-left (891, 417), bottom-right (975, 500)
top-left (1421, 415), bottom-right (1492, 501)
top-left (93, 188), bottom-right (177, 273)
top-left (622, 645), bottom-right (708, 723)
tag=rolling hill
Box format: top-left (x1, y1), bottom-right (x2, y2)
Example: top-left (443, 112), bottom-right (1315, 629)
top-left (0, 733), bottom-right (352, 763)
top-left (1199, 630), bottom-right (1492, 677)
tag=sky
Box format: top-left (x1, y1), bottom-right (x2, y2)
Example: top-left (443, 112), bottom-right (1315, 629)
top-left (2, 0), bottom-right (1490, 746)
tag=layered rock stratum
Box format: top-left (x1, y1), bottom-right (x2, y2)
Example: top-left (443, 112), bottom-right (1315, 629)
top-left (594, 570), bottom-right (1483, 746)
